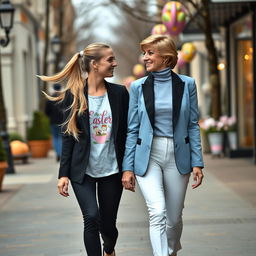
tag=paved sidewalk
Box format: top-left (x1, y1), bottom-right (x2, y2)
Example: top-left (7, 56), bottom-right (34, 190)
top-left (0, 151), bottom-right (255, 256)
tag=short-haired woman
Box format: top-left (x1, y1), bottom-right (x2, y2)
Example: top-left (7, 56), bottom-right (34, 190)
top-left (39, 43), bottom-right (129, 256)
top-left (122, 35), bottom-right (204, 256)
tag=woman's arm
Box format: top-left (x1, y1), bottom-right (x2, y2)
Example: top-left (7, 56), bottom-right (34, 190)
top-left (188, 80), bottom-right (204, 189)
top-left (58, 91), bottom-right (75, 179)
top-left (122, 82), bottom-right (140, 191)
top-left (188, 80), bottom-right (204, 168)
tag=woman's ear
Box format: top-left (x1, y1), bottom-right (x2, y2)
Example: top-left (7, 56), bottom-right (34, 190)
top-left (91, 60), bottom-right (98, 71)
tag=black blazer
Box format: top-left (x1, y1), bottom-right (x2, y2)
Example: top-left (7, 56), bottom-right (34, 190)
top-left (58, 80), bottom-right (129, 184)
top-left (45, 92), bottom-right (63, 125)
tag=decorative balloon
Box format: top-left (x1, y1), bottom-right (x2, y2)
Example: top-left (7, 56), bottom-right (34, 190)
top-left (138, 54), bottom-right (144, 65)
top-left (133, 64), bottom-right (145, 78)
top-left (177, 50), bottom-right (186, 69)
top-left (161, 1), bottom-right (186, 36)
top-left (181, 42), bottom-right (196, 62)
top-left (123, 76), bottom-right (136, 90)
top-left (151, 24), bottom-right (169, 35)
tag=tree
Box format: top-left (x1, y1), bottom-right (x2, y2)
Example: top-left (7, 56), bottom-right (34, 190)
top-left (180, 0), bottom-right (221, 119)
top-left (107, 0), bottom-right (221, 119)
top-left (39, 0), bottom-right (50, 111)
top-left (73, 0), bottom-right (152, 80)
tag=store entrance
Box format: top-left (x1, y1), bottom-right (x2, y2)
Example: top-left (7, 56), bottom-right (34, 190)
top-left (236, 39), bottom-right (253, 149)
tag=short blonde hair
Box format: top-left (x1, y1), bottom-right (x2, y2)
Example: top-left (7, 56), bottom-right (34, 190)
top-left (140, 35), bottom-right (178, 69)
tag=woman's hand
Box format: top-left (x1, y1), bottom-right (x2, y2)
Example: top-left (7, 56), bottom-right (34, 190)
top-left (191, 167), bottom-right (204, 189)
top-left (122, 171), bottom-right (136, 192)
top-left (58, 177), bottom-right (70, 197)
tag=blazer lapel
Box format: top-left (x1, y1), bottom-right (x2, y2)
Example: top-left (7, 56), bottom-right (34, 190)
top-left (172, 71), bottom-right (184, 131)
top-left (105, 81), bottom-right (119, 140)
top-left (142, 73), bottom-right (155, 129)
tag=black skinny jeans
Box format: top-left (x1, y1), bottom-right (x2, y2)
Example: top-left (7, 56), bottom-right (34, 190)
top-left (71, 173), bottom-right (123, 256)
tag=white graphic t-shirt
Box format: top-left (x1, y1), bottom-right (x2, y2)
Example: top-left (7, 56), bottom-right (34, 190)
top-left (86, 93), bottom-right (119, 177)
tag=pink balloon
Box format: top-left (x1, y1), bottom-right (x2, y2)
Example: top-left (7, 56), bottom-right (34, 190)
top-left (123, 76), bottom-right (136, 90)
top-left (177, 51), bottom-right (186, 68)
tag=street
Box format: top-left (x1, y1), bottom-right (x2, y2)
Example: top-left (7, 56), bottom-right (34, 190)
top-left (0, 151), bottom-right (256, 256)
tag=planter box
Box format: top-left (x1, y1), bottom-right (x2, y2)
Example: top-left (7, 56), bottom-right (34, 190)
top-left (0, 161), bottom-right (8, 191)
top-left (208, 132), bottom-right (224, 156)
top-left (28, 140), bottom-right (49, 158)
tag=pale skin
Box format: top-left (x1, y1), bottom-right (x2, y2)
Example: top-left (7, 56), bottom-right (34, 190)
top-left (58, 48), bottom-right (117, 256)
top-left (122, 44), bottom-right (204, 193)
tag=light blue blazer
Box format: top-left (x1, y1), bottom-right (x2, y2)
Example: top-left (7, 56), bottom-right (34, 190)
top-left (122, 71), bottom-right (204, 176)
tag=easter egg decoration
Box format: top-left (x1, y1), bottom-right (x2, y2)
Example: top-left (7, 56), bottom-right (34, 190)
top-left (151, 24), bottom-right (169, 35)
top-left (133, 64), bottom-right (145, 78)
top-left (123, 76), bottom-right (136, 90)
top-left (177, 50), bottom-right (186, 69)
top-left (162, 1), bottom-right (186, 36)
top-left (181, 42), bottom-right (197, 62)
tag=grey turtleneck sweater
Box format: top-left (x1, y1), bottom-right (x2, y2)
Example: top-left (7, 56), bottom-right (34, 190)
top-left (152, 67), bottom-right (173, 137)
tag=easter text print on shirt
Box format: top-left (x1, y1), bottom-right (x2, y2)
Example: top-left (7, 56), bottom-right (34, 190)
top-left (89, 110), bottom-right (112, 144)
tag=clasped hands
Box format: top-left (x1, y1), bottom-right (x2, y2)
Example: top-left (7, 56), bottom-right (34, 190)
top-left (58, 167), bottom-right (203, 197)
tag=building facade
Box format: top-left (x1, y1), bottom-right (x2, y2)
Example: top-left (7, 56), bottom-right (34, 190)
top-left (0, 0), bottom-right (76, 138)
top-left (181, 0), bottom-right (256, 162)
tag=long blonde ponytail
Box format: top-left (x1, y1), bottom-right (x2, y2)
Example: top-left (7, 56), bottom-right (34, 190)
top-left (38, 42), bottom-right (111, 140)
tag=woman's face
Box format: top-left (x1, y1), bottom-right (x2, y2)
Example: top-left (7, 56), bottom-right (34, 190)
top-left (95, 48), bottom-right (117, 77)
top-left (142, 45), bottom-right (167, 72)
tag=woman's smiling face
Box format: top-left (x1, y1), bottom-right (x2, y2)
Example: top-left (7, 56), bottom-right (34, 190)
top-left (142, 45), bottom-right (167, 72)
top-left (96, 48), bottom-right (117, 77)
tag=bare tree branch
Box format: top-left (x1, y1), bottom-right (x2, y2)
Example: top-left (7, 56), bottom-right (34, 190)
top-left (180, 1), bottom-right (205, 31)
top-left (107, 0), bottom-right (160, 23)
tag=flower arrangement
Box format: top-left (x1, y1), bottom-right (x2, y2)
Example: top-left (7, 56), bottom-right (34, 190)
top-left (219, 115), bottom-right (237, 132)
top-left (200, 117), bottom-right (225, 133)
top-left (200, 116), bottom-right (236, 133)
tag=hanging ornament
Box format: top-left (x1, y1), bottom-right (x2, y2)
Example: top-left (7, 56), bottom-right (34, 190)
top-left (138, 54), bottom-right (145, 65)
top-left (123, 76), bottom-right (136, 90)
top-left (181, 42), bottom-right (197, 62)
top-left (151, 24), bottom-right (169, 35)
top-left (161, 1), bottom-right (186, 36)
top-left (177, 50), bottom-right (186, 68)
top-left (133, 64), bottom-right (145, 78)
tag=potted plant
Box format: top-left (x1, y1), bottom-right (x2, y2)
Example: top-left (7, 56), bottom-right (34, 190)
top-left (220, 115), bottom-right (237, 150)
top-left (9, 132), bottom-right (25, 142)
top-left (27, 111), bottom-right (51, 158)
top-left (0, 137), bottom-right (8, 191)
top-left (201, 117), bottom-right (225, 156)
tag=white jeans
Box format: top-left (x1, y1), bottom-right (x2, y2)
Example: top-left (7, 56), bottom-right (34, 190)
top-left (136, 137), bottom-right (190, 256)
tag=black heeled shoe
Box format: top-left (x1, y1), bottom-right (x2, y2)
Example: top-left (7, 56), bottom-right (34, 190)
top-left (103, 250), bottom-right (115, 256)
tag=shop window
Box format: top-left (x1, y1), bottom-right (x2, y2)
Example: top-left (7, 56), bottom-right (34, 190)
top-left (236, 39), bottom-right (253, 148)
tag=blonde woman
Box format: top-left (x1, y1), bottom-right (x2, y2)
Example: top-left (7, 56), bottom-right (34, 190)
top-left (122, 35), bottom-right (204, 256)
top-left (39, 43), bottom-right (129, 256)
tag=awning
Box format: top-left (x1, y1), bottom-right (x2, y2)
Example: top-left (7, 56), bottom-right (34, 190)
top-left (182, 0), bottom-right (254, 37)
